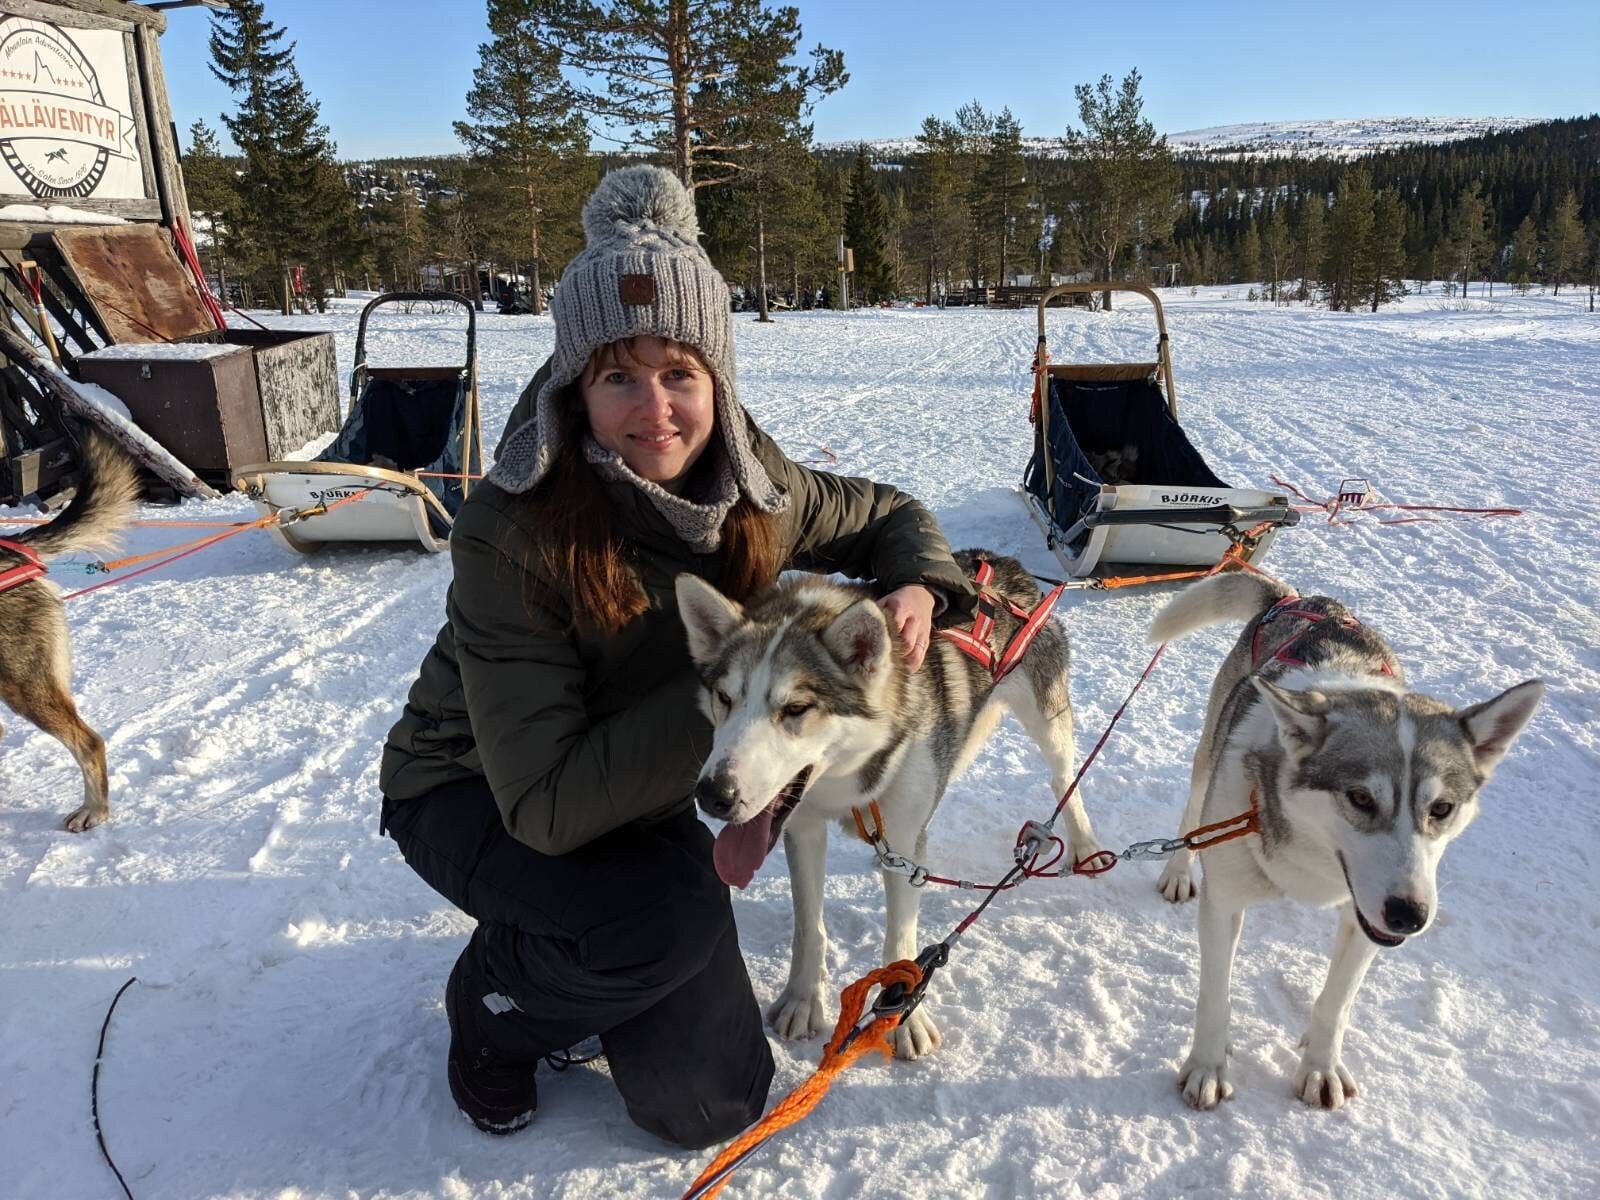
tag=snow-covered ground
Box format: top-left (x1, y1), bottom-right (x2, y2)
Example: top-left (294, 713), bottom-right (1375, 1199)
top-left (3, 286), bottom-right (1597, 1199)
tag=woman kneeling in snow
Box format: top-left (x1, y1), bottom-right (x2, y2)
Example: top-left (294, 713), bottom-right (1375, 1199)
top-left (378, 166), bottom-right (971, 1148)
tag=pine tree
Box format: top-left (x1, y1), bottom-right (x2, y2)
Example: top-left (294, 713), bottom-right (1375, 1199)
top-left (1234, 222), bottom-right (1260, 286)
top-left (1294, 192), bottom-right (1325, 301)
top-left (1062, 69), bottom-right (1177, 310)
top-left (303, 156), bottom-right (364, 307)
top-left (981, 108), bottom-right (1027, 284)
top-left (1542, 190), bottom-right (1583, 295)
top-left (1323, 167), bottom-right (1374, 311)
top-left (953, 100), bottom-right (994, 288)
top-left (183, 119), bottom-right (241, 302)
top-left (906, 116), bottom-right (965, 301)
top-left (209, 0), bottom-right (355, 314)
top-left (1446, 182), bottom-right (1493, 298)
top-left (367, 184), bottom-right (429, 291)
top-left (1507, 212), bottom-right (1539, 293)
top-left (1588, 221), bottom-right (1600, 313)
top-left (843, 145), bottom-right (893, 304)
top-left (1366, 186), bottom-right (1407, 310)
top-left (455, 0), bottom-right (591, 316)
top-left (1261, 202), bottom-right (1291, 303)
top-left (522, 0), bottom-right (844, 189)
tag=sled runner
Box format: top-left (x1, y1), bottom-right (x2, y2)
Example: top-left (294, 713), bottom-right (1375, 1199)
top-left (1021, 283), bottom-right (1296, 579)
top-left (234, 292), bottom-right (481, 554)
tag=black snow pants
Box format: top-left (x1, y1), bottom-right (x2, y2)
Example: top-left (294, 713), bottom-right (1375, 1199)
top-left (381, 776), bottom-right (774, 1149)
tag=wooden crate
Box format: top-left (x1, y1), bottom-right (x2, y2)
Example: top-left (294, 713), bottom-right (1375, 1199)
top-left (76, 342), bottom-right (268, 484)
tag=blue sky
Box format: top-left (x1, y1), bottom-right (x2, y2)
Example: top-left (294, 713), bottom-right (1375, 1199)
top-left (157, 0), bottom-right (1600, 158)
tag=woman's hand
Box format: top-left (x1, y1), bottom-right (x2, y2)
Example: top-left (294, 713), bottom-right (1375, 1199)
top-left (881, 584), bottom-right (938, 672)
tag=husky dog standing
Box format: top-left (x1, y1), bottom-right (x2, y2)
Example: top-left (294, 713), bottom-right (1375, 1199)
top-left (677, 551), bottom-right (1099, 1059)
top-left (0, 431), bottom-right (139, 831)
top-left (1148, 572), bottom-right (1544, 1110)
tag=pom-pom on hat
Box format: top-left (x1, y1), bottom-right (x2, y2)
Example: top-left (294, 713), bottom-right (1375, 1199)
top-left (487, 165), bottom-right (784, 514)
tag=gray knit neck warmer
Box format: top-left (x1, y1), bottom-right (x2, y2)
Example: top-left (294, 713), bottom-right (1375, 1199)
top-left (583, 435), bottom-right (739, 553)
top-left (486, 165), bottom-right (787, 520)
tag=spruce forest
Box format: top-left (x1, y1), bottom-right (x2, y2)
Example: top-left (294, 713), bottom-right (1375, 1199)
top-left (190, 1), bottom-right (1600, 316)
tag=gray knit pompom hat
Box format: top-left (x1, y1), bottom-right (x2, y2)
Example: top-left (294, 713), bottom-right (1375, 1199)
top-left (486, 165), bottom-right (786, 514)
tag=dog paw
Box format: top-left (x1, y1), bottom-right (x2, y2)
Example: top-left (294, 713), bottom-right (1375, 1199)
top-left (1294, 1053), bottom-right (1359, 1110)
top-left (1177, 1054), bottom-right (1233, 1109)
top-left (63, 805), bottom-right (107, 833)
top-left (767, 988), bottom-right (828, 1041)
top-left (1157, 855), bottom-right (1197, 904)
top-left (893, 1007), bottom-right (940, 1060)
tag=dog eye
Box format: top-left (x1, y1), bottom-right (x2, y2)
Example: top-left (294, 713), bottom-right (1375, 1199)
top-left (1428, 800), bottom-right (1455, 821)
top-left (1346, 788), bottom-right (1377, 812)
top-left (781, 702), bottom-right (814, 720)
top-left (715, 689), bottom-right (734, 708)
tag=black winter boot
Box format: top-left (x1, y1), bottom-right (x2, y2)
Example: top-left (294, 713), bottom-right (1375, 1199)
top-left (445, 955), bottom-right (538, 1135)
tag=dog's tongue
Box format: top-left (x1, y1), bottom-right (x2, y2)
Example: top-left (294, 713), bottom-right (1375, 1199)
top-left (713, 806), bottom-right (776, 889)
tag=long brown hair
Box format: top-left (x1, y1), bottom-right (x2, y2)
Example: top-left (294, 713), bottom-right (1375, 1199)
top-left (529, 338), bottom-right (782, 638)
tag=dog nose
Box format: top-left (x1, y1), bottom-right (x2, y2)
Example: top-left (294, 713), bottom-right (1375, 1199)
top-left (1382, 896), bottom-right (1429, 935)
top-left (695, 773), bottom-right (739, 819)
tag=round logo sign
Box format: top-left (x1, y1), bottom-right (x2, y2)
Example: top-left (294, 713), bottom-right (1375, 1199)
top-left (0, 18), bottom-right (129, 199)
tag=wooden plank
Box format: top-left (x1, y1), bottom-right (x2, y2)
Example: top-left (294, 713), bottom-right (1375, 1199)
top-left (0, 0), bottom-right (164, 33)
top-left (0, 198), bottom-right (164, 220)
top-left (227, 331), bottom-right (340, 459)
top-left (123, 29), bottom-right (158, 201)
top-left (51, 223), bottom-right (211, 342)
top-left (133, 24), bottom-right (186, 227)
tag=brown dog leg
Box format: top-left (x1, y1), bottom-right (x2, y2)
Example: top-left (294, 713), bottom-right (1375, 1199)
top-left (0, 677), bottom-right (109, 832)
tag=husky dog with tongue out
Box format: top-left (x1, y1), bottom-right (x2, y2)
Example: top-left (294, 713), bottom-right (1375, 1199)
top-left (676, 551), bottom-right (1100, 1059)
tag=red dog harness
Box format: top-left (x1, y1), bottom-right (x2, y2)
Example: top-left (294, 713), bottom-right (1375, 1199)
top-left (1250, 594), bottom-right (1395, 676)
top-left (936, 560), bottom-right (1067, 683)
top-left (0, 536), bottom-right (46, 595)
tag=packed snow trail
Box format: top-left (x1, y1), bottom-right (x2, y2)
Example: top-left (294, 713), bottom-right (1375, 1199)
top-left (1, 288), bottom-right (1595, 1199)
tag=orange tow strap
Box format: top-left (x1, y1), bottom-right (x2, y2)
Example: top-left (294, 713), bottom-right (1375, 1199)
top-left (682, 960), bottom-right (922, 1200)
top-left (62, 488), bottom-right (378, 601)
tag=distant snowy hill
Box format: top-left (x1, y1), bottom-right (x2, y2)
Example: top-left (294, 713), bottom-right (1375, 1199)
top-left (1166, 116), bottom-right (1542, 158)
top-left (819, 116), bottom-right (1544, 161)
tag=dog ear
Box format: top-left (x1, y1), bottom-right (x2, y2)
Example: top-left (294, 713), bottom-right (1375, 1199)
top-left (1252, 677), bottom-right (1330, 755)
top-left (676, 574), bottom-right (746, 664)
top-left (1456, 679), bottom-right (1544, 774)
top-left (822, 599), bottom-right (890, 675)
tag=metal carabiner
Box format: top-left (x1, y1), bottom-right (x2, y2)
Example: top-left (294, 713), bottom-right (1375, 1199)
top-left (870, 942), bottom-right (950, 1023)
top-left (1120, 837), bottom-right (1189, 862)
top-left (1013, 818), bottom-right (1054, 866)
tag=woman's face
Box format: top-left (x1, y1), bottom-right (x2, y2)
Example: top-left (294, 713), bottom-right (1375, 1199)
top-left (581, 337), bottom-right (715, 495)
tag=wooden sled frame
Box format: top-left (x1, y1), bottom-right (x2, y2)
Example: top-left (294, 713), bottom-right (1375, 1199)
top-left (233, 461), bottom-right (454, 554)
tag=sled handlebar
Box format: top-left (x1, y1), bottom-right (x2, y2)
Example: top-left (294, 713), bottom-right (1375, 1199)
top-left (1035, 282), bottom-right (1178, 418)
top-left (352, 291), bottom-right (477, 399)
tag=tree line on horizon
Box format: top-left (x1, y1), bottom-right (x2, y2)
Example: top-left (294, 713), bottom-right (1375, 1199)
top-left (184, 0), bottom-right (1600, 317)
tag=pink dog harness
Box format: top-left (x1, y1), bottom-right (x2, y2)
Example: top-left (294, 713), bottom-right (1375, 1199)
top-left (0, 536), bottom-right (46, 595)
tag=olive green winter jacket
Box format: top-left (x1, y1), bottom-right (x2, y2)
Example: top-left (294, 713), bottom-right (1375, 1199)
top-left (379, 367), bottom-right (974, 856)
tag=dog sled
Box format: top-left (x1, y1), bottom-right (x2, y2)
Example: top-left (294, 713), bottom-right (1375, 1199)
top-left (1021, 283), bottom-right (1297, 581)
top-left (234, 293), bottom-right (481, 554)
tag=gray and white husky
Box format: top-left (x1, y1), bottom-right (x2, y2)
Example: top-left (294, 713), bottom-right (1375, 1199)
top-left (676, 551), bottom-right (1100, 1059)
top-left (1148, 571), bottom-right (1544, 1110)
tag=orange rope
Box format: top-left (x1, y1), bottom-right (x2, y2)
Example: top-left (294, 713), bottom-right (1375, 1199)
top-left (1096, 519), bottom-right (1278, 591)
top-left (3, 516), bottom-right (275, 530)
top-left (95, 514), bottom-right (281, 572)
top-left (64, 489), bottom-right (378, 600)
top-left (683, 960), bottom-right (922, 1200)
